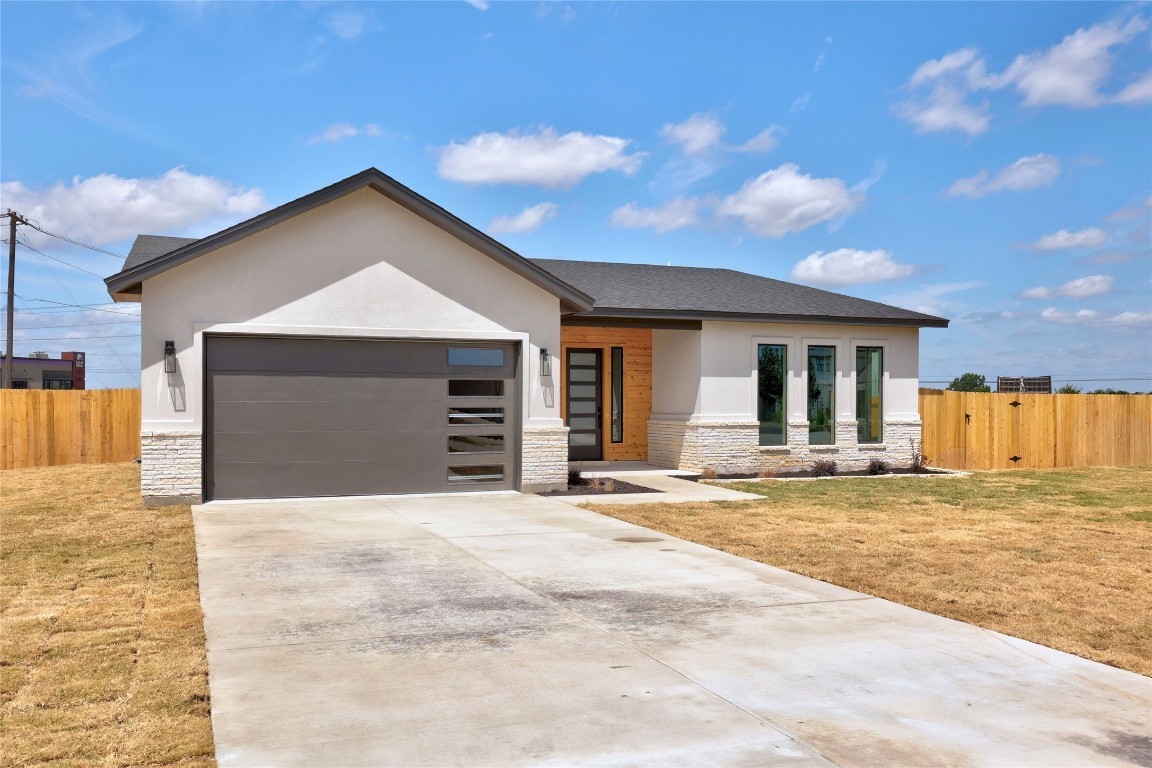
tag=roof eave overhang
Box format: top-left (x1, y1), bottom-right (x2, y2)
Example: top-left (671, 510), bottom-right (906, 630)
top-left (572, 307), bottom-right (950, 329)
top-left (105, 169), bottom-right (594, 312)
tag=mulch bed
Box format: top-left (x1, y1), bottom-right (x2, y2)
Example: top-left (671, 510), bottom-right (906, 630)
top-left (539, 477), bottom-right (661, 496)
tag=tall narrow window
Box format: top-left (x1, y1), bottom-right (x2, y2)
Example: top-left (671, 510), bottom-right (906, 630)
top-left (757, 344), bottom-right (786, 446)
top-left (610, 347), bottom-right (624, 443)
top-left (807, 345), bottom-right (835, 445)
top-left (856, 347), bottom-right (883, 443)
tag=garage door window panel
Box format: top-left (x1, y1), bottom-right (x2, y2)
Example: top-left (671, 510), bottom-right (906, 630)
top-left (448, 407), bottom-right (505, 425)
top-left (447, 434), bottom-right (506, 453)
top-left (448, 465), bottom-right (505, 483)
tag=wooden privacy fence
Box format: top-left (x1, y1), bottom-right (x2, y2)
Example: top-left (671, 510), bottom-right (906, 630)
top-left (0, 389), bottom-right (141, 470)
top-left (2, 387), bottom-right (1148, 473)
top-left (919, 389), bottom-right (1152, 470)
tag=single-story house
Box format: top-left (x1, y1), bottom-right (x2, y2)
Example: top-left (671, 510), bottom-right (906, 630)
top-left (105, 168), bottom-right (947, 506)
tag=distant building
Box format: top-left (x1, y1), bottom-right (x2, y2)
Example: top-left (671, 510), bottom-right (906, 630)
top-left (996, 375), bottom-right (1051, 394)
top-left (0, 352), bottom-right (86, 389)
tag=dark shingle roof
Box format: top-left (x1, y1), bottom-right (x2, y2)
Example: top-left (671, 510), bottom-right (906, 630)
top-left (530, 259), bottom-right (947, 327)
top-left (123, 235), bottom-right (199, 272)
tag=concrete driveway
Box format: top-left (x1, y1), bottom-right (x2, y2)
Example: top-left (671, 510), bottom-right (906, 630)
top-left (194, 494), bottom-right (1152, 767)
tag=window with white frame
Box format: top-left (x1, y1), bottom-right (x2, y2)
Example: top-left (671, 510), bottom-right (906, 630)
top-left (856, 346), bottom-right (883, 443)
top-left (807, 345), bottom-right (835, 444)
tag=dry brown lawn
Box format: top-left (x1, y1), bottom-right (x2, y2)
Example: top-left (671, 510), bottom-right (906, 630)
top-left (1, 462), bottom-right (215, 767)
top-left (590, 466), bottom-right (1152, 677)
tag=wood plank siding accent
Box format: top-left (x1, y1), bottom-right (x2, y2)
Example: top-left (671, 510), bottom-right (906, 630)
top-left (560, 326), bottom-right (652, 461)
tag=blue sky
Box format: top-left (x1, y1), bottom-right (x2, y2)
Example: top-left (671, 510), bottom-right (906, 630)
top-left (2, 1), bottom-right (1150, 391)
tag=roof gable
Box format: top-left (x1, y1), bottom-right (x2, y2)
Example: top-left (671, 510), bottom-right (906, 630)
top-left (105, 168), bottom-right (594, 312)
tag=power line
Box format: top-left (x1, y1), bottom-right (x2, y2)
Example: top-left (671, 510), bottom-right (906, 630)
top-left (1, 319), bottom-right (141, 330)
top-left (25, 223), bottom-right (126, 259)
top-left (11, 295), bottom-right (140, 317)
top-left (30, 252), bottom-right (138, 376)
top-left (13, 295), bottom-right (111, 387)
top-left (13, 235), bottom-right (106, 278)
top-left (9, 334), bottom-right (140, 342)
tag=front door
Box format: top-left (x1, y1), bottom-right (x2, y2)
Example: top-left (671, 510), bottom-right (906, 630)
top-left (566, 349), bottom-right (601, 460)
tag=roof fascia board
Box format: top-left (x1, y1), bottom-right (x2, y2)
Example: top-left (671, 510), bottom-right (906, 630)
top-left (560, 317), bottom-right (703, 330)
top-left (105, 170), bottom-right (594, 312)
top-left (575, 308), bottom-right (949, 329)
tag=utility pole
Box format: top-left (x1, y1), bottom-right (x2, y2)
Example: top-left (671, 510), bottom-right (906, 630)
top-left (3, 209), bottom-right (28, 390)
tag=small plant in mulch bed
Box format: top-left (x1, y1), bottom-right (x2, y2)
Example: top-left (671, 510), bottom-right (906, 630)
top-left (910, 447), bottom-right (931, 473)
top-left (568, 468), bottom-right (586, 486)
top-left (699, 466), bottom-right (718, 480)
top-left (811, 459), bottom-right (838, 478)
top-left (867, 458), bottom-right (891, 475)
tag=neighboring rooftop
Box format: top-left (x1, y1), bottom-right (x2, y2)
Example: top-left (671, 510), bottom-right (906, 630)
top-left (531, 259), bottom-right (947, 327)
top-left (122, 235), bottom-right (197, 273)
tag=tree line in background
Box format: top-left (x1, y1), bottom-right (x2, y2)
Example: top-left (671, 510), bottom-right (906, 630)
top-left (944, 373), bottom-right (1147, 395)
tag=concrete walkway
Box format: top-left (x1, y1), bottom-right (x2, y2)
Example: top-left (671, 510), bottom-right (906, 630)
top-left (552, 473), bottom-right (764, 505)
top-left (193, 494), bottom-right (1152, 767)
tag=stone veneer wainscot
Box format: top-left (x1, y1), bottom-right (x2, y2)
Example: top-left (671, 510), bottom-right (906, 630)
top-left (519, 425), bottom-right (570, 493)
top-left (648, 419), bottom-right (923, 474)
top-left (141, 431), bottom-right (202, 506)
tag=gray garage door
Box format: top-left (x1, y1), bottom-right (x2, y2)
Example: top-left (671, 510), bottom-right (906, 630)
top-left (205, 336), bottom-right (519, 501)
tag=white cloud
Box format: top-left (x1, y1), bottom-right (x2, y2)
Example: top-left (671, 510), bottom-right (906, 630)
top-left (1107, 311), bottom-right (1152, 326)
top-left (733, 126), bottom-right (782, 153)
top-left (1040, 307), bottom-right (1152, 326)
top-left (894, 16), bottom-right (1150, 135)
top-left (884, 281), bottom-right (984, 317)
top-left (610, 197), bottom-right (702, 233)
top-left (1107, 196), bottom-right (1152, 222)
top-left (1113, 70), bottom-right (1152, 105)
top-left (1020, 274), bottom-right (1114, 299)
top-left (437, 127), bottom-right (645, 189)
top-left (908, 48), bottom-right (984, 87)
top-left (716, 164), bottom-right (864, 237)
top-left (0, 167), bottom-right (266, 247)
top-left (1040, 307), bottom-right (1100, 324)
top-left (789, 248), bottom-right (917, 286)
top-left (946, 154), bottom-right (1061, 198)
top-left (789, 93), bottom-right (811, 113)
top-left (660, 113), bottom-right (726, 155)
top-left (488, 202), bottom-right (558, 234)
top-left (307, 123), bottom-right (387, 145)
top-left (999, 16), bottom-right (1148, 107)
top-left (893, 86), bottom-right (991, 136)
top-left (1033, 227), bottom-right (1108, 250)
top-left (465, 0), bottom-right (490, 9)
top-left (324, 10), bottom-right (370, 40)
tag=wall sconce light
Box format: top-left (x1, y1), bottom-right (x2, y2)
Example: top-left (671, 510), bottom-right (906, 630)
top-left (539, 347), bottom-right (552, 377)
top-left (163, 341), bottom-right (176, 374)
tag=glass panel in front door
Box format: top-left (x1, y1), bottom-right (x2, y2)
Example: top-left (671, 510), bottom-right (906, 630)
top-left (566, 349), bottom-right (601, 460)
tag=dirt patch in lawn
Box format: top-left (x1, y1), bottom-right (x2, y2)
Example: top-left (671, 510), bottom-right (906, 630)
top-left (588, 466), bottom-right (1152, 677)
top-left (0, 462), bottom-right (215, 767)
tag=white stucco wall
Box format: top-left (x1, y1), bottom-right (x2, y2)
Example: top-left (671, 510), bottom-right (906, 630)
top-left (648, 320), bottom-right (923, 473)
top-left (139, 187), bottom-right (563, 431)
top-left (651, 328), bottom-right (702, 417)
top-left (695, 321), bottom-right (920, 422)
top-left (135, 187), bottom-right (567, 499)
